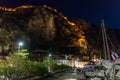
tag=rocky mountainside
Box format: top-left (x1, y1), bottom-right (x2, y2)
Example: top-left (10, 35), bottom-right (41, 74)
top-left (0, 5), bottom-right (120, 56)
top-left (0, 5), bottom-right (86, 54)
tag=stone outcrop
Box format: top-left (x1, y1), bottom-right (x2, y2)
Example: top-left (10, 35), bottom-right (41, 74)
top-left (0, 5), bottom-right (86, 53)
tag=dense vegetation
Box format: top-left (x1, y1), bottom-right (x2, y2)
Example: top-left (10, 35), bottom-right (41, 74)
top-left (0, 51), bottom-right (70, 80)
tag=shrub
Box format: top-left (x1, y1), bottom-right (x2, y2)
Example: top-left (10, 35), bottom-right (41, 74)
top-left (0, 54), bottom-right (48, 80)
top-left (52, 64), bottom-right (71, 71)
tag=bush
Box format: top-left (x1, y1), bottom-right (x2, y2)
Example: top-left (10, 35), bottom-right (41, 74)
top-left (52, 64), bottom-right (71, 71)
top-left (43, 57), bottom-right (71, 72)
top-left (0, 54), bottom-right (48, 80)
top-left (0, 54), bottom-right (71, 80)
top-left (26, 61), bottom-right (48, 76)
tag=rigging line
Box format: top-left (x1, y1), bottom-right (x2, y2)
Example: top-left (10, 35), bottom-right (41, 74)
top-left (107, 34), bottom-right (116, 52)
top-left (96, 25), bottom-right (102, 59)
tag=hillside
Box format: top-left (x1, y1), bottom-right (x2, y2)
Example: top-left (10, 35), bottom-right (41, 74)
top-left (0, 5), bottom-right (86, 54)
top-left (0, 5), bottom-right (120, 57)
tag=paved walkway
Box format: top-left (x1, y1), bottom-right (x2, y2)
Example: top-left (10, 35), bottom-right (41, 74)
top-left (43, 69), bottom-right (85, 80)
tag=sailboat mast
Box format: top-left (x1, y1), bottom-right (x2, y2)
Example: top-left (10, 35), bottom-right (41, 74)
top-left (101, 20), bottom-right (107, 59)
top-left (104, 24), bottom-right (110, 60)
top-left (101, 20), bottom-right (110, 60)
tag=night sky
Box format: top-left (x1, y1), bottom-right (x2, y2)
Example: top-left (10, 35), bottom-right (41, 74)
top-left (0, 0), bottom-right (120, 28)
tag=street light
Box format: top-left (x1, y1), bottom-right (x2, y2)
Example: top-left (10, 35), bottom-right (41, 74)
top-left (18, 42), bottom-right (23, 53)
top-left (48, 53), bottom-right (52, 72)
top-left (49, 53), bottom-right (52, 58)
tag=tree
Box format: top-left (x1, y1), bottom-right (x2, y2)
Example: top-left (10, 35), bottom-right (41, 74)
top-left (0, 28), bottom-right (11, 52)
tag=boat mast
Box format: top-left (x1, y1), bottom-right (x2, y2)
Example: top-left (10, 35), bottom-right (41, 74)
top-left (101, 20), bottom-right (116, 80)
top-left (101, 20), bottom-right (110, 60)
top-left (101, 20), bottom-right (107, 59)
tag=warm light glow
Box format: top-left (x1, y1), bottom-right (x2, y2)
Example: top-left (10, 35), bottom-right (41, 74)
top-left (56, 60), bottom-right (88, 68)
top-left (17, 5), bottom-right (33, 9)
top-left (43, 5), bottom-right (58, 13)
top-left (0, 5), bottom-right (34, 12)
top-left (64, 16), bottom-right (67, 20)
top-left (78, 38), bottom-right (85, 47)
top-left (75, 61), bottom-right (88, 68)
top-left (43, 5), bottom-right (47, 8)
top-left (68, 21), bottom-right (75, 26)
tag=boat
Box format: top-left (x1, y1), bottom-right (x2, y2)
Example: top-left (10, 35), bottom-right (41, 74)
top-left (84, 20), bottom-right (120, 80)
top-left (99, 20), bottom-right (120, 80)
top-left (84, 20), bottom-right (107, 80)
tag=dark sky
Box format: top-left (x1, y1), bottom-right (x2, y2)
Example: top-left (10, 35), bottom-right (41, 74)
top-left (0, 0), bottom-right (120, 28)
